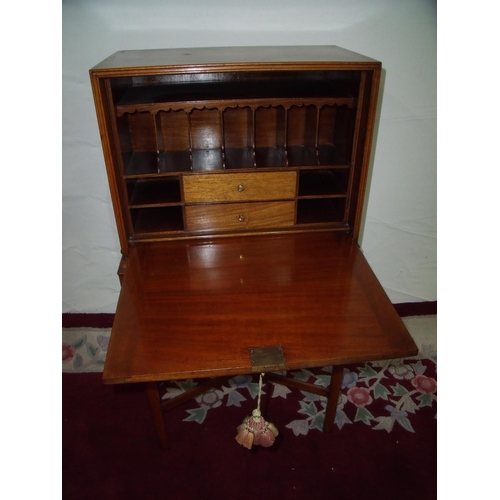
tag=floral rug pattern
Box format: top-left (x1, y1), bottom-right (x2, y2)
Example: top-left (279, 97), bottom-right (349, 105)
top-left (63, 325), bottom-right (436, 435)
top-left (63, 329), bottom-right (109, 372)
top-left (158, 347), bottom-right (437, 435)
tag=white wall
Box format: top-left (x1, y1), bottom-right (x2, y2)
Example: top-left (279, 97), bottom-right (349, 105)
top-left (62, 0), bottom-right (436, 313)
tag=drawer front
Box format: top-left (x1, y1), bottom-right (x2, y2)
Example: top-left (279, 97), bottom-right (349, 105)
top-left (185, 201), bottom-right (295, 232)
top-left (183, 171), bottom-right (297, 204)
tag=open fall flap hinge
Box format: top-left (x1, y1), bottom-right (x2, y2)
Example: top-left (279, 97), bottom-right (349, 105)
top-left (249, 346), bottom-right (285, 372)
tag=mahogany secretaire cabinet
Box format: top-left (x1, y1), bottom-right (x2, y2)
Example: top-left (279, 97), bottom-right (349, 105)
top-left (90, 46), bottom-right (418, 449)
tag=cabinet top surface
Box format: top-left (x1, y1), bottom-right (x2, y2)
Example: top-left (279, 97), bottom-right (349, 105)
top-left (90, 45), bottom-right (380, 74)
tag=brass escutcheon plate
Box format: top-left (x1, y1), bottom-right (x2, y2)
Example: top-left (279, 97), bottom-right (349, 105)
top-left (249, 346), bottom-right (285, 371)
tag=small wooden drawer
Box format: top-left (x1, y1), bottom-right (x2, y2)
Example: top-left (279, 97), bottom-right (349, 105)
top-left (183, 171), bottom-right (297, 204)
top-left (185, 201), bottom-right (295, 232)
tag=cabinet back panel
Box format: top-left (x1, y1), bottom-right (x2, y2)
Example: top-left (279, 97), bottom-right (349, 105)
top-left (158, 110), bottom-right (190, 151)
top-left (318, 105), bottom-right (355, 163)
top-left (287, 105), bottom-right (318, 147)
top-left (116, 115), bottom-right (133, 154)
top-left (255, 107), bottom-right (286, 148)
top-left (189, 109), bottom-right (222, 150)
top-left (115, 70), bottom-right (362, 104)
top-left (123, 112), bottom-right (156, 152)
top-left (333, 106), bottom-right (355, 162)
top-left (223, 107), bottom-right (253, 149)
top-left (318, 106), bottom-right (336, 146)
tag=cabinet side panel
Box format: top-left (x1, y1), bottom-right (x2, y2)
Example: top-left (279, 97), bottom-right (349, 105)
top-left (349, 68), bottom-right (381, 242)
top-left (90, 73), bottom-right (130, 255)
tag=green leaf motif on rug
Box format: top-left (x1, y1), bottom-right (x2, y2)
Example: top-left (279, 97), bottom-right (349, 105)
top-left (373, 383), bottom-right (390, 400)
top-left (271, 382), bottom-right (291, 399)
top-left (246, 381), bottom-right (262, 399)
top-left (71, 336), bottom-right (86, 350)
top-left (286, 419), bottom-right (310, 436)
top-left (391, 383), bottom-right (409, 396)
top-left (87, 344), bottom-right (97, 358)
top-left (397, 416), bottom-right (415, 433)
top-left (400, 395), bottom-right (419, 414)
top-left (183, 407), bottom-right (208, 424)
top-left (292, 369), bottom-right (314, 382)
top-left (411, 360), bottom-right (427, 375)
top-left (373, 416), bottom-right (395, 432)
top-left (73, 353), bottom-right (83, 369)
top-left (314, 375), bottom-right (331, 388)
top-left (300, 391), bottom-right (323, 403)
top-left (358, 364), bottom-right (378, 379)
top-left (178, 379), bottom-right (198, 392)
top-left (354, 407), bottom-right (374, 425)
top-left (310, 413), bottom-right (325, 431)
top-left (298, 401), bottom-right (318, 418)
top-left (162, 387), bottom-right (184, 400)
top-left (226, 389), bottom-right (247, 407)
top-left (334, 409), bottom-right (352, 430)
top-left (417, 393), bottom-right (435, 408)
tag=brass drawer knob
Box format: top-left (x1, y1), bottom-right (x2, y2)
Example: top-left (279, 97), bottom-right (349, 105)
top-left (238, 214), bottom-right (245, 222)
top-left (238, 184), bottom-right (245, 192)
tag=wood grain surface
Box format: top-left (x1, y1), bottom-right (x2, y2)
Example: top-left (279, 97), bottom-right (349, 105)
top-left (103, 232), bottom-right (417, 384)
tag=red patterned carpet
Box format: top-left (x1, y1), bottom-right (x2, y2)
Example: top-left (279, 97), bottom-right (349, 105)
top-left (62, 354), bottom-right (436, 500)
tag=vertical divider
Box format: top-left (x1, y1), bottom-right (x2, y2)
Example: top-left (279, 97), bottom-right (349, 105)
top-left (283, 107), bottom-right (289, 167)
top-left (350, 76), bottom-right (366, 170)
top-left (251, 107), bottom-right (257, 168)
top-left (219, 107), bottom-right (226, 169)
top-left (187, 109), bottom-right (194, 171)
top-left (153, 112), bottom-right (163, 174)
top-left (315, 105), bottom-right (321, 167)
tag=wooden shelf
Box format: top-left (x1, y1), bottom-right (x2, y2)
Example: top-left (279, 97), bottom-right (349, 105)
top-left (287, 145), bottom-right (318, 167)
top-left (131, 206), bottom-right (184, 234)
top-left (224, 147), bottom-right (255, 169)
top-left (123, 152), bottom-right (159, 177)
top-left (296, 198), bottom-right (347, 225)
top-left (191, 149), bottom-right (223, 171)
top-left (298, 170), bottom-right (349, 197)
top-left (118, 100), bottom-right (355, 182)
top-left (128, 178), bottom-right (181, 207)
top-left (115, 77), bottom-right (358, 112)
top-left (254, 146), bottom-right (287, 168)
top-left (158, 151), bottom-right (192, 174)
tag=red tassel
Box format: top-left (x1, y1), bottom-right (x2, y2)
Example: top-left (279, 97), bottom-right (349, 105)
top-left (235, 374), bottom-right (278, 449)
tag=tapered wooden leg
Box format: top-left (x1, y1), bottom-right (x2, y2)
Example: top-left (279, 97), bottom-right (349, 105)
top-left (146, 382), bottom-right (169, 450)
top-left (323, 365), bottom-right (343, 432)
